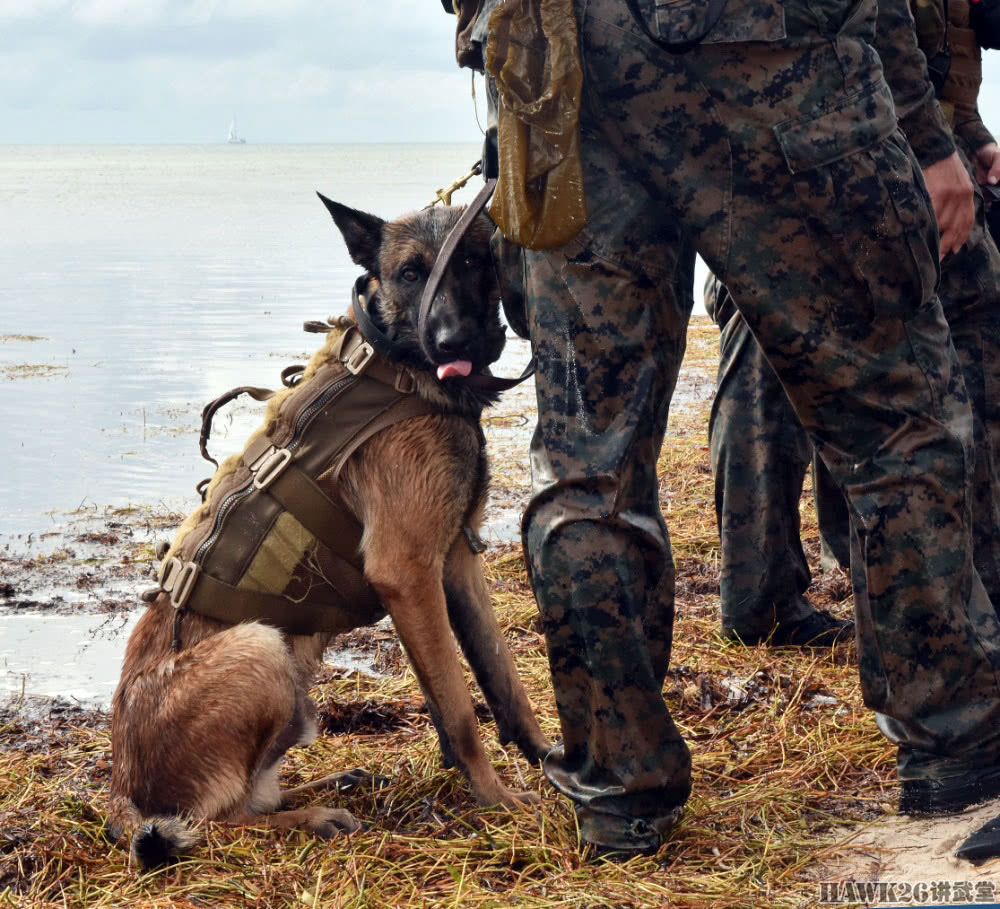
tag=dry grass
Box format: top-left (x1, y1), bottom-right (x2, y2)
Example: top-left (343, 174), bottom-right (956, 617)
top-left (0, 319), bottom-right (887, 908)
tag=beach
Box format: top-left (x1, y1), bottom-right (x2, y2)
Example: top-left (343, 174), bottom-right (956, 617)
top-left (3, 144), bottom-right (993, 907)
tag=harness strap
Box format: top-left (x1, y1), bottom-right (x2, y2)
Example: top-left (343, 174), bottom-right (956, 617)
top-left (281, 364), bottom-right (306, 387)
top-left (337, 325), bottom-right (416, 392)
top-left (267, 463), bottom-right (364, 566)
top-left (331, 393), bottom-right (439, 478)
top-left (185, 570), bottom-right (381, 637)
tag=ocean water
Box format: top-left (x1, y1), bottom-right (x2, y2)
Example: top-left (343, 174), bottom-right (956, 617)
top-left (0, 143), bottom-right (491, 538)
top-left (1, 143), bottom-right (506, 705)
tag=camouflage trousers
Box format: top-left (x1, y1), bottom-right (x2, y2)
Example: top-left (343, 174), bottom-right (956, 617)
top-left (707, 144), bottom-right (1000, 638)
top-left (706, 278), bottom-right (847, 640)
top-left (519, 0), bottom-right (1000, 849)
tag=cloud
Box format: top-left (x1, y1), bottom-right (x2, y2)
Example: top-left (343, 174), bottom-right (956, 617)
top-left (0, 2), bottom-right (996, 147)
top-left (0, 0), bottom-right (67, 20)
top-left (0, 2), bottom-right (474, 142)
top-left (72, 0), bottom-right (170, 25)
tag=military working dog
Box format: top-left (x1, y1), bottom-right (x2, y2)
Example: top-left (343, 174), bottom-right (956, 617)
top-left (108, 196), bottom-right (550, 869)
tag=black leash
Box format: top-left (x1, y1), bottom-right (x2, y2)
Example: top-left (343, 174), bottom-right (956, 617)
top-left (416, 177), bottom-right (535, 393)
top-left (204, 177), bottom-right (533, 478)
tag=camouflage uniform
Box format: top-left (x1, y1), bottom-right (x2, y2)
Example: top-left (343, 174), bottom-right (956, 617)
top-left (706, 274), bottom-right (851, 641)
top-left (708, 0), bottom-right (1000, 644)
top-left (513, 0), bottom-right (1000, 850)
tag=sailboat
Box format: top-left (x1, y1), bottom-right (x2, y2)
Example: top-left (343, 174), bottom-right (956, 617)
top-left (227, 117), bottom-right (247, 144)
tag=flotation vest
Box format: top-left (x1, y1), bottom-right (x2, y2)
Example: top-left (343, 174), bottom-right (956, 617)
top-left (156, 321), bottom-right (455, 644)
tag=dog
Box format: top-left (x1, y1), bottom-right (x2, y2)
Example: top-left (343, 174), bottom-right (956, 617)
top-left (107, 196), bottom-right (551, 869)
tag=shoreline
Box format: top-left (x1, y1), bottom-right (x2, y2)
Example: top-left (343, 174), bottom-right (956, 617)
top-left (4, 317), bottom-right (951, 906)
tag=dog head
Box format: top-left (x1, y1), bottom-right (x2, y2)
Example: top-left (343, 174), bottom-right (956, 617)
top-left (317, 194), bottom-right (507, 406)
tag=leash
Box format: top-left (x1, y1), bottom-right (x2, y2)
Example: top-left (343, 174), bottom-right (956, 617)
top-left (425, 160), bottom-right (483, 209)
top-left (417, 177), bottom-right (536, 393)
top-left (200, 176), bottom-right (533, 475)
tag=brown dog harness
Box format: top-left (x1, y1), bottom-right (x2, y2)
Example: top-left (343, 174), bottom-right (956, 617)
top-left (156, 318), bottom-right (457, 650)
top-left (155, 182), bottom-right (537, 650)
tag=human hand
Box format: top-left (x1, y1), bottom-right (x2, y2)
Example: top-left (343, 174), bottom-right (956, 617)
top-left (922, 150), bottom-right (975, 258)
top-left (973, 142), bottom-right (1000, 187)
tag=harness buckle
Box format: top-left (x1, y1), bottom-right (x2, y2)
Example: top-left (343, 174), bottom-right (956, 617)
top-left (253, 447), bottom-right (292, 490)
top-left (170, 561), bottom-right (200, 610)
top-left (345, 341), bottom-right (375, 376)
top-left (395, 369), bottom-right (416, 394)
top-left (160, 555), bottom-right (182, 590)
top-left (160, 556), bottom-right (199, 609)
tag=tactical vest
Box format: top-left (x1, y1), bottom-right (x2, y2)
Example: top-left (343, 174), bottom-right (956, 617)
top-left (156, 323), bottom-right (452, 643)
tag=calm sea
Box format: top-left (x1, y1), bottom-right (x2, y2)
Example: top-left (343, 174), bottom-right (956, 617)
top-left (0, 143), bottom-right (491, 538)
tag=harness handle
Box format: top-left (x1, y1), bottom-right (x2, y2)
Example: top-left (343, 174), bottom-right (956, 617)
top-left (199, 384), bottom-right (276, 467)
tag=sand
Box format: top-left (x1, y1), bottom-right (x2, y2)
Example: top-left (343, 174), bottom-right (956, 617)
top-left (818, 797), bottom-right (1000, 896)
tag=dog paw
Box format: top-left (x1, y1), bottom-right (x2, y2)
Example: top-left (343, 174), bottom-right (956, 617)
top-left (519, 735), bottom-right (553, 766)
top-left (331, 768), bottom-right (390, 792)
top-left (306, 808), bottom-right (361, 838)
top-left (479, 787), bottom-right (541, 809)
top-left (503, 788), bottom-right (541, 808)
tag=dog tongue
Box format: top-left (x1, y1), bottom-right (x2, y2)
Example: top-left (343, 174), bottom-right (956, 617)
top-left (437, 360), bottom-right (473, 380)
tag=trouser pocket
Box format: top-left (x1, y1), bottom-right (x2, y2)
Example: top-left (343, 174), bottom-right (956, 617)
top-left (654, 0), bottom-right (786, 44)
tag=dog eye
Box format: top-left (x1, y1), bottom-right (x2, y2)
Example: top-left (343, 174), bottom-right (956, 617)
top-left (400, 267), bottom-right (421, 283)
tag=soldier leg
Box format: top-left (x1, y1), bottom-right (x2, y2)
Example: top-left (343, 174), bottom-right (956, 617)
top-left (783, 151), bottom-right (1000, 595)
top-left (708, 277), bottom-right (853, 643)
top-left (521, 130), bottom-right (696, 853)
top-left (708, 282), bottom-right (815, 640)
top-left (813, 452), bottom-right (851, 572)
top-left (719, 133), bottom-right (1000, 781)
top-left (936, 137), bottom-right (1000, 611)
top-left (723, 131), bottom-right (1000, 778)
top-left (573, 0), bottom-right (1000, 796)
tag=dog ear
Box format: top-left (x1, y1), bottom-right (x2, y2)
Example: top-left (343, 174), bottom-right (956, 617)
top-left (316, 193), bottom-right (385, 272)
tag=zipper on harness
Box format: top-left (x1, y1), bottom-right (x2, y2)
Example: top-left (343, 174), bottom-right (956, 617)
top-left (287, 375), bottom-right (354, 452)
top-left (193, 484), bottom-right (256, 564)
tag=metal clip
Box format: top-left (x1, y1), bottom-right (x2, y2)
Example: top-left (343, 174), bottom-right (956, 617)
top-left (169, 561), bottom-right (200, 610)
top-left (344, 341), bottom-right (375, 375)
top-left (253, 447), bottom-right (292, 490)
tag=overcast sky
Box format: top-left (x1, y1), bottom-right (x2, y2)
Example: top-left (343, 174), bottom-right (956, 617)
top-left (1, 1), bottom-right (998, 145)
top-left (0, 2), bottom-right (478, 144)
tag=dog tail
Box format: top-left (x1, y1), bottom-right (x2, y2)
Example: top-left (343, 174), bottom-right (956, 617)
top-left (131, 816), bottom-right (200, 870)
top-left (111, 795), bottom-right (200, 870)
